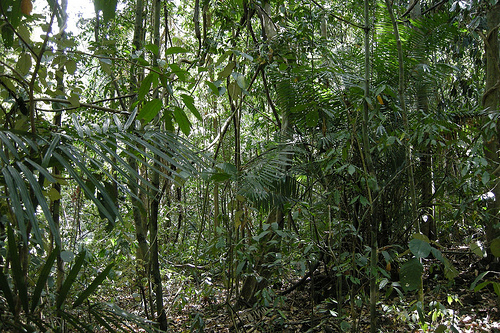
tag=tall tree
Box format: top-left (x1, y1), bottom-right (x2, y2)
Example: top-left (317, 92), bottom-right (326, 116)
top-left (482, 2), bottom-right (500, 255)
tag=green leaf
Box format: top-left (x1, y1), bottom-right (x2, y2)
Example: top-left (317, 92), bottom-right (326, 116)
top-left (306, 109), bottom-right (319, 127)
top-left (7, 225), bottom-right (29, 313)
top-left (205, 80), bottom-right (219, 96)
top-left (71, 116), bottom-right (84, 138)
top-left (2, 168), bottom-right (26, 244)
top-left (443, 258), bottom-right (459, 280)
top-left (8, 165), bottom-right (42, 245)
top-left (165, 46), bottom-right (188, 55)
top-left (210, 172), bottom-right (231, 182)
top-left (236, 261), bottom-right (245, 276)
top-left (31, 247), bottom-right (58, 313)
top-left (399, 258), bottom-right (423, 292)
top-left (16, 53), bottom-right (32, 76)
top-left (0, 131), bottom-right (20, 159)
top-left (435, 324), bottom-right (447, 333)
top-left (65, 60), bottom-right (77, 75)
top-left (168, 63), bottom-right (187, 81)
top-left (232, 72), bottom-right (247, 89)
top-left (218, 162), bottom-right (237, 175)
top-left (173, 106), bottom-right (191, 136)
top-left (474, 280), bottom-right (491, 292)
top-left (123, 107), bottom-right (137, 131)
top-left (90, 310), bottom-right (116, 332)
top-left (144, 43), bottom-right (159, 56)
top-left (78, 135), bottom-right (156, 194)
top-left (218, 61), bottom-right (235, 80)
top-left (47, 187), bottom-right (62, 201)
top-left (412, 233), bottom-right (430, 243)
top-left (138, 72), bottom-right (158, 100)
top-left (340, 321), bottom-right (351, 331)
top-left (58, 250), bottom-right (86, 309)
top-left (96, 181), bottom-right (118, 224)
top-left (0, 77), bottom-right (16, 95)
top-left (470, 241), bottom-right (484, 258)
top-left (137, 98), bottom-right (162, 123)
top-left (60, 250), bottom-right (75, 262)
top-left (99, 58), bottom-right (112, 75)
top-left (53, 151), bottom-right (117, 226)
top-left (215, 50), bottom-right (231, 66)
top-left (68, 93), bottom-right (80, 107)
top-left (228, 81), bottom-right (241, 100)
top-left (430, 247), bottom-right (445, 264)
top-left (359, 195), bottom-right (369, 206)
top-left (234, 210), bottom-right (244, 228)
top-left (59, 309), bottom-right (93, 332)
top-left (16, 162), bottom-right (59, 246)
top-left (493, 281), bottom-right (500, 299)
top-left (2, 25), bottom-right (15, 48)
top-left (0, 270), bottom-right (15, 314)
top-left (482, 171), bottom-right (490, 186)
top-left (491, 237), bottom-right (500, 257)
top-left (180, 94), bottom-right (202, 121)
top-left (232, 49), bottom-right (253, 61)
top-left (409, 238), bottom-right (431, 258)
top-left (41, 134), bottom-right (60, 169)
top-left (73, 263), bottom-right (114, 308)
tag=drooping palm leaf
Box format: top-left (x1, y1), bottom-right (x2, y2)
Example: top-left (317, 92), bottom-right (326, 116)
top-left (0, 113), bottom-right (208, 250)
top-left (7, 225), bottom-right (29, 313)
top-left (31, 246), bottom-right (58, 313)
top-left (72, 262), bottom-right (114, 309)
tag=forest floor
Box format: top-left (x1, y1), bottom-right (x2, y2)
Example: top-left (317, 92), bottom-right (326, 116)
top-left (123, 247), bottom-right (500, 332)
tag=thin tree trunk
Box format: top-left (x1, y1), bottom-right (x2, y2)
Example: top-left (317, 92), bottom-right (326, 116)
top-left (52, 0), bottom-right (68, 307)
top-left (362, 1), bottom-right (377, 332)
top-left (409, 0), bottom-right (435, 240)
top-left (173, 186), bottom-right (183, 244)
top-left (53, 53), bottom-right (64, 295)
top-left (150, 167), bottom-right (167, 329)
top-left (128, 0), bottom-right (150, 318)
top-left (483, 3), bottom-right (500, 253)
top-left (386, 0), bottom-right (426, 305)
top-left (148, 0), bottom-right (167, 329)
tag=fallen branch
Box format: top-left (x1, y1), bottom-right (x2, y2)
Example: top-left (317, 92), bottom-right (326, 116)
top-left (279, 260), bottom-right (321, 296)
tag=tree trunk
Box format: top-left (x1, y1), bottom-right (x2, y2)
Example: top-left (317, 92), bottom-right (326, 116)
top-left (409, 0), bottom-right (436, 240)
top-left (483, 3), bottom-right (500, 253)
top-left (128, 0), bottom-right (150, 318)
top-left (148, 0), bottom-right (168, 329)
top-left (52, 0), bottom-right (68, 313)
top-left (362, 1), bottom-right (377, 332)
top-left (237, 207), bottom-right (284, 308)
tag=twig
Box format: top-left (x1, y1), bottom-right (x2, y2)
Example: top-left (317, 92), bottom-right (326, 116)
top-left (34, 98), bottom-right (130, 114)
top-left (421, 0), bottom-right (447, 16)
top-left (401, 0), bottom-right (420, 18)
top-left (0, 3), bottom-right (38, 59)
top-left (308, 0), bottom-right (364, 29)
top-left (29, 9), bottom-right (56, 134)
top-left (279, 260), bottom-right (321, 296)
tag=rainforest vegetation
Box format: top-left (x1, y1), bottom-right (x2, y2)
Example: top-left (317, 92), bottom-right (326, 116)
top-left (1, 0), bottom-right (500, 331)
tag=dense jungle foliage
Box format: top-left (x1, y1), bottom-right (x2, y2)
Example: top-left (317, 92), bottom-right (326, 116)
top-left (1, 0), bottom-right (500, 331)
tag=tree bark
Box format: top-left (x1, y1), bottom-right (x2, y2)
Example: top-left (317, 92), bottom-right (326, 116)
top-left (482, 3), bottom-right (500, 252)
top-left (362, 1), bottom-right (377, 332)
top-left (52, 0), bottom-right (68, 307)
top-left (148, 0), bottom-right (168, 329)
top-left (128, 0), bottom-right (150, 318)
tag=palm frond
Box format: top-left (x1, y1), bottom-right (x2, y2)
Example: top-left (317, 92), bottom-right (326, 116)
top-left (0, 114), bottom-right (208, 250)
top-left (239, 144), bottom-right (297, 211)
